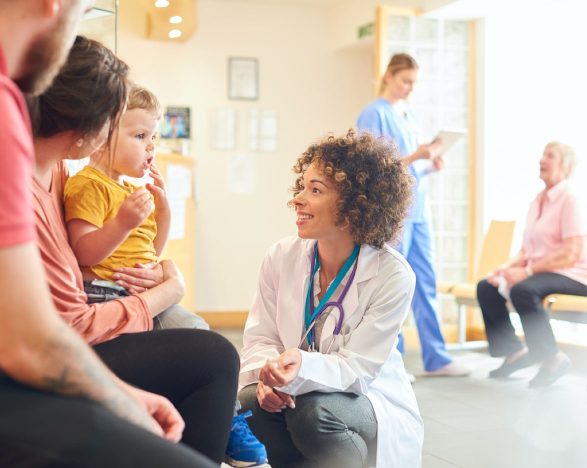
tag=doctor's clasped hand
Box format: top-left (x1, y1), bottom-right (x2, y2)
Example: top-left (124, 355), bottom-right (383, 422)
top-left (260, 349), bottom-right (301, 388)
top-left (256, 350), bottom-right (301, 412)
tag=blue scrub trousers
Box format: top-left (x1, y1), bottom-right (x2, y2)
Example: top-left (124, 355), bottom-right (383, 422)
top-left (396, 220), bottom-right (453, 372)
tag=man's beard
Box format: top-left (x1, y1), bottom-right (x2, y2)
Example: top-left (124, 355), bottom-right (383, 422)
top-left (14, 9), bottom-right (77, 96)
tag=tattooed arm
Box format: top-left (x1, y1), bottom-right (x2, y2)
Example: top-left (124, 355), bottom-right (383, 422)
top-left (0, 243), bottom-right (183, 441)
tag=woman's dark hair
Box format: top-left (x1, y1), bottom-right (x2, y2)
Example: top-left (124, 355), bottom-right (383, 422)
top-left (26, 35), bottom-right (129, 148)
top-left (291, 130), bottom-right (413, 248)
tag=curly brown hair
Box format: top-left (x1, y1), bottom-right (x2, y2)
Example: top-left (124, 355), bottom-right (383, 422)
top-left (291, 130), bottom-right (413, 249)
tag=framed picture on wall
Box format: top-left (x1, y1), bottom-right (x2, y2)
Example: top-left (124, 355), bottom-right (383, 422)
top-left (161, 106), bottom-right (191, 139)
top-left (228, 57), bottom-right (258, 101)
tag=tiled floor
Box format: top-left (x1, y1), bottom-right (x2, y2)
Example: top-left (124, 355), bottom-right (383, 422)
top-left (405, 351), bottom-right (587, 468)
top-left (218, 329), bottom-right (587, 468)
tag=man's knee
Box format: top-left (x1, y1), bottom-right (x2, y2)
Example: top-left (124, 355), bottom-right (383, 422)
top-left (1, 392), bottom-right (135, 466)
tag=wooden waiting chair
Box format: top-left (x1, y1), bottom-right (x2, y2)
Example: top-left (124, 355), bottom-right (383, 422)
top-left (445, 220), bottom-right (516, 349)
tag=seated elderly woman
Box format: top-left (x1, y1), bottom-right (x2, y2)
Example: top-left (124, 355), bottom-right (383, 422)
top-left (477, 141), bottom-right (587, 387)
top-left (238, 130), bottom-right (423, 468)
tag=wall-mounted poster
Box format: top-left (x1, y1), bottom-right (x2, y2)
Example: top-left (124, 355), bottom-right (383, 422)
top-left (161, 106), bottom-right (191, 139)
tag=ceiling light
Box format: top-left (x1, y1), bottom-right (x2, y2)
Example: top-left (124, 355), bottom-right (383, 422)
top-left (168, 29), bottom-right (182, 39)
top-left (169, 15), bottom-right (183, 24)
top-left (154, 0), bottom-right (170, 8)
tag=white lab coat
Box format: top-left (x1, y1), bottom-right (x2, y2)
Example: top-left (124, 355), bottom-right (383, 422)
top-left (240, 237), bottom-right (424, 468)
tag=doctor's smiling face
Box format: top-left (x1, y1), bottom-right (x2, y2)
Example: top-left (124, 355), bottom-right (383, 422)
top-left (292, 163), bottom-right (343, 241)
top-left (291, 131), bottom-right (412, 249)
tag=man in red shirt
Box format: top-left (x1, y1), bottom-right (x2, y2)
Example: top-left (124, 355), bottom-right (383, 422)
top-left (0, 2), bottom-right (218, 466)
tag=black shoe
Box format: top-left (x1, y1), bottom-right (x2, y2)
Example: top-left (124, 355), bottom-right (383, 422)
top-left (529, 355), bottom-right (572, 388)
top-left (489, 354), bottom-right (535, 378)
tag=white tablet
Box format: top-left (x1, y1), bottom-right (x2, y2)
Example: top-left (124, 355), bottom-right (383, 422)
top-left (431, 129), bottom-right (466, 155)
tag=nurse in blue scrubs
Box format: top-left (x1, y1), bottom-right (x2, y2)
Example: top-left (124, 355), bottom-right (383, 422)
top-left (357, 53), bottom-right (469, 376)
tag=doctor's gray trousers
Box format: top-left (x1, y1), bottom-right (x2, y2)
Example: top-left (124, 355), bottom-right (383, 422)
top-left (239, 384), bottom-right (377, 468)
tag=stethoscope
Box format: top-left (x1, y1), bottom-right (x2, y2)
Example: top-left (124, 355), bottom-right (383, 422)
top-left (298, 243), bottom-right (360, 353)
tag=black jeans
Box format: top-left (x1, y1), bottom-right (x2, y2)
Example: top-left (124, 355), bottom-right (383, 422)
top-left (0, 329), bottom-right (239, 467)
top-left (477, 273), bottom-right (587, 361)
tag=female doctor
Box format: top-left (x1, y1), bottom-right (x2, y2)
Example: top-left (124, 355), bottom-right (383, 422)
top-left (239, 130), bottom-right (424, 468)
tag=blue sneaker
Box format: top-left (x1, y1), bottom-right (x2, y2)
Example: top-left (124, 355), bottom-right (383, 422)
top-left (225, 411), bottom-right (269, 467)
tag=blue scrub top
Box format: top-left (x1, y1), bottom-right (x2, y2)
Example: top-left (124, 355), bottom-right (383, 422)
top-left (357, 97), bottom-right (429, 223)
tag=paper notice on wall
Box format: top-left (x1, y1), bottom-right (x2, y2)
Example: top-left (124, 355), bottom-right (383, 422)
top-left (227, 153), bottom-right (256, 194)
top-left (168, 193), bottom-right (186, 240)
top-left (166, 164), bottom-right (192, 240)
top-left (248, 110), bottom-right (278, 152)
top-left (213, 108), bottom-right (237, 150)
top-left (167, 164), bottom-right (192, 198)
top-left (259, 111), bottom-right (278, 151)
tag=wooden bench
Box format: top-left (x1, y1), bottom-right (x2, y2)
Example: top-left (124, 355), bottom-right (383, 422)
top-left (544, 294), bottom-right (587, 324)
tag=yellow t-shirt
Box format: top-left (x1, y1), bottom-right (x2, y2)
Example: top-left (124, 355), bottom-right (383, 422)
top-left (63, 165), bottom-right (158, 280)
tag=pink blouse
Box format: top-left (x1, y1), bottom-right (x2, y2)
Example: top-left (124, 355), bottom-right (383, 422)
top-left (522, 180), bottom-right (587, 285)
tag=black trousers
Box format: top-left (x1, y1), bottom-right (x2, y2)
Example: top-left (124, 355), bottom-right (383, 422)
top-left (0, 329), bottom-right (239, 467)
top-left (477, 273), bottom-right (587, 361)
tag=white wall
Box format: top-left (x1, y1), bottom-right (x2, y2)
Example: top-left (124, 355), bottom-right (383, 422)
top-left (118, 0), bottom-right (373, 311)
top-left (482, 0), bottom-right (587, 247)
top-left (431, 0), bottom-right (587, 249)
top-left (117, 0), bottom-right (586, 310)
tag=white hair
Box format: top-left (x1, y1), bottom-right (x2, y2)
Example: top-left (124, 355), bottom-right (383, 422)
top-left (545, 141), bottom-right (576, 178)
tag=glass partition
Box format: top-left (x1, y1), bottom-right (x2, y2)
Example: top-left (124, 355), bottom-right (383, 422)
top-left (381, 12), bottom-right (472, 286)
top-left (78, 0), bottom-right (117, 51)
